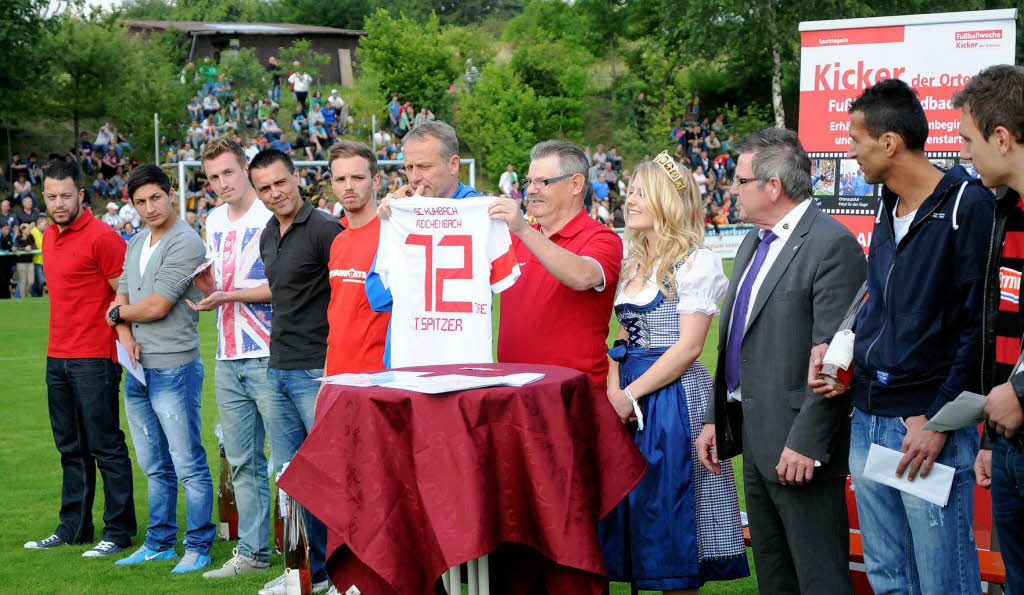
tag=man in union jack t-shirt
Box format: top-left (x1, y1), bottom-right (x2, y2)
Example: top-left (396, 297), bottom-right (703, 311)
top-left (188, 139), bottom-right (276, 580)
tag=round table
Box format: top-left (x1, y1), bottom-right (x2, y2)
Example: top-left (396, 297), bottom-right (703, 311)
top-left (278, 363), bottom-right (647, 595)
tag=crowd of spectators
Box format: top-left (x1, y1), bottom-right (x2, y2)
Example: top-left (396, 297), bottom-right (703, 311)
top-left (0, 192), bottom-right (47, 298)
top-left (492, 106), bottom-right (744, 235)
top-left (1, 79), bottom-right (746, 298)
top-left (173, 56), bottom-right (360, 169)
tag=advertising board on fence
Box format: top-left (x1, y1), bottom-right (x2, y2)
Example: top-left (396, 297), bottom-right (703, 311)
top-left (797, 9), bottom-right (1017, 253)
top-left (704, 225), bottom-right (752, 260)
top-left (615, 225), bottom-right (752, 260)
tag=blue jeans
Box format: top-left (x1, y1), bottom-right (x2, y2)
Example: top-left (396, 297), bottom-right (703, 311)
top-left (265, 367), bottom-right (327, 583)
top-left (849, 407), bottom-right (981, 594)
top-left (216, 357), bottom-right (273, 562)
top-left (124, 358), bottom-right (215, 554)
top-left (993, 436), bottom-right (1024, 594)
top-left (32, 263), bottom-right (44, 297)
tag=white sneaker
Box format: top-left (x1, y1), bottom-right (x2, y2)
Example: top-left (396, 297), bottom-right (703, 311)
top-left (202, 548), bottom-right (270, 578)
top-left (259, 569), bottom-right (290, 595)
top-left (262, 569), bottom-right (287, 591)
top-left (258, 569), bottom-right (330, 595)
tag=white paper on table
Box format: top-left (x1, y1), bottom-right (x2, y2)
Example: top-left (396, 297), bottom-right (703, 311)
top-left (922, 391), bottom-right (988, 432)
top-left (862, 443), bottom-right (955, 507)
top-left (497, 373), bottom-right (545, 386)
top-left (116, 340), bottom-right (146, 386)
top-left (316, 370), bottom-right (429, 386)
top-left (317, 373), bottom-right (373, 386)
top-left (380, 373), bottom-right (546, 394)
top-left (369, 371), bottom-right (429, 383)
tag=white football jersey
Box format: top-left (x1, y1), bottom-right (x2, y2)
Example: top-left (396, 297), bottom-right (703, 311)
top-left (375, 197), bottom-right (519, 367)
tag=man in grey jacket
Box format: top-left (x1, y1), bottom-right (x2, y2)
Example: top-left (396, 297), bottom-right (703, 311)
top-left (696, 128), bottom-right (866, 593)
top-left (104, 164), bottom-right (215, 574)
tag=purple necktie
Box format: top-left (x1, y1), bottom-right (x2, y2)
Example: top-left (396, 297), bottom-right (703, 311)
top-left (725, 231), bottom-right (778, 393)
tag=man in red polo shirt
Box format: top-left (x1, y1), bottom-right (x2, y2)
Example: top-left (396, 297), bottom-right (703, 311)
top-left (489, 140), bottom-right (623, 386)
top-left (325, 140), bottom-right (391, 374)
top-left (24, 162), bottom-right (136, 558)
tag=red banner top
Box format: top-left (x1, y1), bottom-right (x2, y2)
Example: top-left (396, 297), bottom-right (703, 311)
top-left (801, 26), bottom-right (905, 48)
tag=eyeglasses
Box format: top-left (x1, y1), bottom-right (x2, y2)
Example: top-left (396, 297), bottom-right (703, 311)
top-left (522, 174), bottom-right (573, 189)
top-left (734, 176), bottom-right (761, 186)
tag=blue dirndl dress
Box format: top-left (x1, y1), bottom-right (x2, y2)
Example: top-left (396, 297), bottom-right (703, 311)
top-left (598, 256), bottom-right (749, 591)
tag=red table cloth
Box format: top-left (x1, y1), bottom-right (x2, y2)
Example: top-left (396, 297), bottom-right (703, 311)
top-left (277, 363), bottom-right (646, 595)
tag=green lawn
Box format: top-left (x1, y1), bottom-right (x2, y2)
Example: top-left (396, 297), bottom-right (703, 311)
top-left (2, 259), bottom-right (757, 594)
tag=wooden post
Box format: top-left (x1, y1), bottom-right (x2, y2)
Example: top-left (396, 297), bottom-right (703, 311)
top-left (338, 49), bottom-right (354, 88)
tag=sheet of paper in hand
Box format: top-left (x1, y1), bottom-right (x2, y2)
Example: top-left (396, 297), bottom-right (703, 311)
top-left (116, 340), bottom-right (146, 386)
top-left (922, 391), bottom-right (987, 432)
top-left (862, 443), bottom-right (955, 507)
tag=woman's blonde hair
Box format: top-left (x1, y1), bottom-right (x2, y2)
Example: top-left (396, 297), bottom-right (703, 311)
top-left (623, 158), bottom-right (705, 298)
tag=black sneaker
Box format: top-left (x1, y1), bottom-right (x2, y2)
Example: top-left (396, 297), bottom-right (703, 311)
top-left (24, 534), bottom-right (67, 549)
top-left (82, 540), bottom-right (126, 558)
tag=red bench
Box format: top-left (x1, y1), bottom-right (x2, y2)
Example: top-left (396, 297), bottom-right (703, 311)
top-left (741, 476), bottom-right (1006, 593)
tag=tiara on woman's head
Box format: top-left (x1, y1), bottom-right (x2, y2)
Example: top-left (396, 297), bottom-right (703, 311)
top-left (653, 151), bottom-right (688, 194)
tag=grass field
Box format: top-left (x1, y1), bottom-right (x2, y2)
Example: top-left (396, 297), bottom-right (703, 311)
top-left (2, 259), bottom-right (759, 594)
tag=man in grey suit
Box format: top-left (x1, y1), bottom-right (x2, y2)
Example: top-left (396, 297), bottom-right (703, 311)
top-left (696, 128), bottom-right (865, 593)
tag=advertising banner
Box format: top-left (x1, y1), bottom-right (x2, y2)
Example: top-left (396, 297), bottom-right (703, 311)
top-left (799, 9), bottom-right (1017, 155)
top-left (798, 9), bottom-right (1017, 253)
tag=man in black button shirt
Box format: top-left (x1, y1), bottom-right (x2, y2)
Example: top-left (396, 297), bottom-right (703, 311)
top-left (251, 149), bottom-right (339, 593)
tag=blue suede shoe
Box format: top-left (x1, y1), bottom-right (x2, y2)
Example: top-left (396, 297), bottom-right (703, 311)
top-left (114, 546), bottom-right (178, 566)
top-left (171, 550), bottom-right (212, 574)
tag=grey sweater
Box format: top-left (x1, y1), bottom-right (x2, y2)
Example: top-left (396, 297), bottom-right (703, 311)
top-left (119, 218), bottom-right (205, 369)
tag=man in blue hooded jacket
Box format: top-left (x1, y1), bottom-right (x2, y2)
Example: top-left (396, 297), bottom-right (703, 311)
top-left (809, 78), bottom-right (994, 595)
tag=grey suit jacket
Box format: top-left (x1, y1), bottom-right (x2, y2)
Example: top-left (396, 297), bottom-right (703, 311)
top-left (705, 201), bottom-right (866, 483)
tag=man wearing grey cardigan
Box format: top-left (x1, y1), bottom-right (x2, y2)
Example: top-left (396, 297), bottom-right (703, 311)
top-left (104, 164), bottom-right (215, 574)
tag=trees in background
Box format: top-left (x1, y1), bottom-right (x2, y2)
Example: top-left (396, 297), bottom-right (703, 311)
top-left (3, 0), bottom-right (1022, 171)
top-left (357, 10), bottom-right (458, 120)
top-left (35, 17), bottom-right (189, 161)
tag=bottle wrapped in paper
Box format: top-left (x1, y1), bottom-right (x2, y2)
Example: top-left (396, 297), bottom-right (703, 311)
top-left (821, 329), bottom-right (855, 386)
top-left (817, 282), bottom-right (868, 388)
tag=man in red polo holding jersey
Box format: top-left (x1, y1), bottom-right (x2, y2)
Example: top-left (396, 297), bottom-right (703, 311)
top-left (25, 161), bottom-right (136, 558)
top-left (489, 140), bottom-right (623, 386)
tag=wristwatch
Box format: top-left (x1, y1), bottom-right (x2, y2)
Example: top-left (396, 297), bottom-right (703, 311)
top-left (108, 305), bottom-right (123, 325)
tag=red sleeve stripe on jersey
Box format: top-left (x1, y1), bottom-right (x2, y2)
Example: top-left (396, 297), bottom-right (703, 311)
top-left (490, 248), bottom-right (520, 293)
